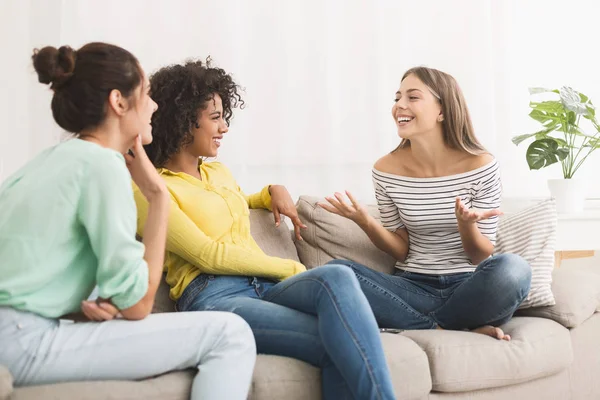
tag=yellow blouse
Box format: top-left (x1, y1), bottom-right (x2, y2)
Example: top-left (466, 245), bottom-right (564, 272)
top-left (133, 161), bottom-right (306, 300)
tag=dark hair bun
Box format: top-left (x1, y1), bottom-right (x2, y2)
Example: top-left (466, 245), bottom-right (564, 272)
top-left (32, 46), bottom-right (76, 90)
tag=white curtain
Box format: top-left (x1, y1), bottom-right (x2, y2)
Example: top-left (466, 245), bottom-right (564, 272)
top-left (1, 0), bottom-right (599, 203)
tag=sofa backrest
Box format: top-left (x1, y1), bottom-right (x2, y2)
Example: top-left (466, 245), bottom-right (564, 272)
top-left (295, 196), bottom-right (397, 274)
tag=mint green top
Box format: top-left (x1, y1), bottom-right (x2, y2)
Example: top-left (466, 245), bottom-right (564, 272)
top-left (0, 139), bottom-right (148, 318)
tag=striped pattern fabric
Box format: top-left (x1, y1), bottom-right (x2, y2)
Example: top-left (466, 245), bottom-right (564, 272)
top-left (372, 160), bottom-right (502, 275)
top-left (495, 199), bottom-right (557, 309)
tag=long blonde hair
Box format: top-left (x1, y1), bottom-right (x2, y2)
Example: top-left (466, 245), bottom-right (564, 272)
top-left (394, 66), bottom-right (486, 155)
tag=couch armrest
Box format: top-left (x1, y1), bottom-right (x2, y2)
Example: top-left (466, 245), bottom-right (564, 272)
top-left (0, 365), bottom-right (13, 400)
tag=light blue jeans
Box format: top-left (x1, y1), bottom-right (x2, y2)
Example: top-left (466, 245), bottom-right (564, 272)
top-left (0, 307), bottom-right (256, 400)
top-left (177, 264), bottom-right (396, 400)
top-left (329, 253), bottom-right (532, 330)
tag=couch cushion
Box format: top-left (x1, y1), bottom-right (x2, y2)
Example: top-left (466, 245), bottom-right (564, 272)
top-left (295, 196), bottom-right (396, 273)
top-left (249, 355), bottom-right (320, 400)
top-left (516, 264), bottom-right (600, 328)
top-left (0, 365), bottom-right (12, 400)
top-left (11, 370), bottom-right (194, 400)
top-left (401, 316), bottom-right (573, 393)
top-left (251, 335), bottom-right (431, 400)
top-left (381, 332), bottom-right (432, 399)
top-left (495, 199), bottom-right (557, 309)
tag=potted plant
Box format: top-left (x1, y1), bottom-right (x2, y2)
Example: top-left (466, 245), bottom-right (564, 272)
top-left (512, 87), bottom-right (599, 213)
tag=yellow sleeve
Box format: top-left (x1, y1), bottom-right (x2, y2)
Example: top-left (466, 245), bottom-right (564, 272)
top-left (133, 186), bottom-right (305, 281)
top-left (240, 184), bottom-right (273, 210)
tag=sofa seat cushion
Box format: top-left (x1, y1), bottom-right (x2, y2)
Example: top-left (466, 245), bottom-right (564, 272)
top-left (253, 335), bottom-right (432, 400)
top-left (516, 264), bottom-right (600, 328)
top-left (295, 196), bottom-right (397, 273)
top-left (11, 370), bottom-right (194, 400)
top-left (380, 332), bottom-right (432, 399)
top-left (0, 365), bottom-right (12, 400)
top-left (401, 317), bottom-right (573, 393)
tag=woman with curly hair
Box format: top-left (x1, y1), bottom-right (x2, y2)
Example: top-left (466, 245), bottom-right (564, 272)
top-left (134, 59), bottom-right (397, 400)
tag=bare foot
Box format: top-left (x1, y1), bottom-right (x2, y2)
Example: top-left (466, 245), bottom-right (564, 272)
top-left (472, 325), bottom-right (511, 341)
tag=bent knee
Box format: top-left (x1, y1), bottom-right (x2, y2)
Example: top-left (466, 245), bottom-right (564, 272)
top-left (312, 264), bottom-right (361, 286)
top-left (217, 313), bottom-right (256, 351)
top-left (326, 258), bottom-right (354, 267)
top-left (494, 253), bottom-right (532, 288)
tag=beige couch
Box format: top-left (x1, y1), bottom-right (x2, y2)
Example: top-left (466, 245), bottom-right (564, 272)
top-left (2, 196), bottom-right (600, 400)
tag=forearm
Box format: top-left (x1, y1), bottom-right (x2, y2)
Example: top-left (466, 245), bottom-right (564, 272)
top-left (458, 221), bottom-right (494, 265)
top-left (246, 185), bottom-right (272, 210)
top-left (357, 216), bottom-right (408, 262)
top-left (182, 242), bottom-right (306, 281)
top-left (121, 193), bottom-right (169, 319)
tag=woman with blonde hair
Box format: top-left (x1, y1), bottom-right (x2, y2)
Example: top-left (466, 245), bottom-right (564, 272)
top-left (321, 67), bottom-right (531, 340)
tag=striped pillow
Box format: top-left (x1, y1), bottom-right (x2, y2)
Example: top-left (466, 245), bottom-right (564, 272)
top-left (494, 198), bottom-right (557, 309)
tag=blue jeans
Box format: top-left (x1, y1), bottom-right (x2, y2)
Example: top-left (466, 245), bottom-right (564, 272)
top-left (177, 264), bottom-right (396, 400)
top-left (329, 253), bottom-right (531, 330)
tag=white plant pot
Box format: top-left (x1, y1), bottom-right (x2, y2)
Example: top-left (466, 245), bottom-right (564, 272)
top-left (547, 179), bottom-right (587, 214)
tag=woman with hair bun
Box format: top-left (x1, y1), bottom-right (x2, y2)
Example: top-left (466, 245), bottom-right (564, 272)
top-left (0, 42), bottom-right (256, 400)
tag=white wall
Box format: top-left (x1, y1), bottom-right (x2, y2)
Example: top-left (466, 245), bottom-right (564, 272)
top-left (1, 0), bottom-right (599, 203)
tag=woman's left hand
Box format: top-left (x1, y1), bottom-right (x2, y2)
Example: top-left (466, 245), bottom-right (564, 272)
top-left (80, 298), bottom-right (121, 322)
top-left (455, 197), bottom-right (503, 224)
top-left (269, 185), bottom-right (307, 241)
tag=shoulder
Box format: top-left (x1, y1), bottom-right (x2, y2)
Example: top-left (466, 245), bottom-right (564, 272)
top-left (469, 153), bottom-right (495, 170)
top-left (459, 152), bottom-right (498, 176)
top-left (373, 149), bottom-right (410, 175)
top-left (77, 143), bottom-right (128, 183)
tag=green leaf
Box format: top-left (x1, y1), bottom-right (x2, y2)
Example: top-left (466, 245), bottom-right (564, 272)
top-left (543, 120), bottom-right (561, 130)
top-left (512, 133), bottom-right (536, 146)
top-left (529, 109), bottom-right (548, 123)
top-left (529, 109), bottom-right (563, 124)
top-left (568, 111), bottom-right (577, 124)
top-left (580, 92), bottom-right (589, 103)
top-left (529, 100), bottom-right (566, 114)
top-left (584, 105), bottom-right (596, 118)
top-left (512, 125), bottom-right (559, 145)
top-left (526, 138), bottom-right (570, 170)
top-left (583, 137), bottom-right (600, 148)
top-left (553, 138), bottom-right (571, 147)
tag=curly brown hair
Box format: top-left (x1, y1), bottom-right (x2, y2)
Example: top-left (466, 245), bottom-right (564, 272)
top-left (145, 58), bottom-right (244, 167)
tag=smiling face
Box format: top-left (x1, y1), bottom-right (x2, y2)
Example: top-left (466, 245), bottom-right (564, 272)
top-left (187, 93), bottom-right (229, 158)
top-left (391, 73), bottom-right (443, 141)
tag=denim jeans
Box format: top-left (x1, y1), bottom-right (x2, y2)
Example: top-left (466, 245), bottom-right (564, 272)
top-left (177, 264), bottom-right (396, 400)
top-left (329, 253), bottom-right (532, 330)
top-left (0, 307), bottom-right (256, 400)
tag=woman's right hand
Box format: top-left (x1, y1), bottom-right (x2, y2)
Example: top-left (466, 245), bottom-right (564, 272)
top-left (318, 191), bottom-right (371, 227)
top-left (125, 135), bottom-right (167, 202)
